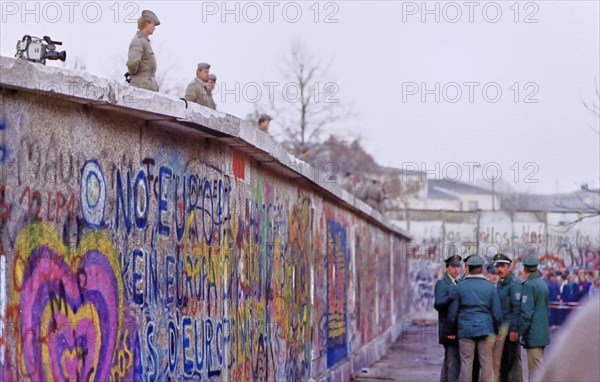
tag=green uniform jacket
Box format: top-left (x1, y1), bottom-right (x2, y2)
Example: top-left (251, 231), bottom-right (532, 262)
top-left (496, 272), bottom-right (522, 333)
top-left (519, 272), bottom-right (550, 348)
top-left (185, 78), bottom-right (216, 109)
top-left (449, 275), bottom-right (503, 339)
top-left (126, 31), bottom-right (158, 91)
top-left (434, 273), bottom-right (458, 345)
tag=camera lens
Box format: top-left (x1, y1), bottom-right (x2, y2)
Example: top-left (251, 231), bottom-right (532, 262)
top-left (45, 50), bottom-right (67, 62)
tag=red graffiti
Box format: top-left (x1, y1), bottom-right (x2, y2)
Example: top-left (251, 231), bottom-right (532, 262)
top-left (232, 151), bottom-right (245, 180)
top-left (0, 185), bottom-right (10, 223)
top-left (18, 187), bottom-right (76, 224)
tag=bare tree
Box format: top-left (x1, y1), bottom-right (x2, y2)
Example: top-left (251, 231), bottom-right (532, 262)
top-left (550, 77), bottom-right (600, 228)
top-left (582, 76), bottom-right (600, 134)
top-left (63, 56), bottom-right (87, 73)
top-left (155, 60), bottom-right (186, 97)
top-left (268, 40), bottom-right (353, 155)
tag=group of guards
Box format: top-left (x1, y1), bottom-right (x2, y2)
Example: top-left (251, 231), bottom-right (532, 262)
top-left (125, 10), bottom-right (274, 131)
top-left (125, 10), bottom-right (216, 109)
top-left (435, 253), bottom-right (550, 382)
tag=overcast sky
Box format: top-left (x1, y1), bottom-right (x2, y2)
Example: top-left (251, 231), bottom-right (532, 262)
top-left (1, 1), bottom-right (599, 194)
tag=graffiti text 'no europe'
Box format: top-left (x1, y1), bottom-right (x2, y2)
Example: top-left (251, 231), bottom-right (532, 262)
top-left (81, 160), bottom-right (237, 244)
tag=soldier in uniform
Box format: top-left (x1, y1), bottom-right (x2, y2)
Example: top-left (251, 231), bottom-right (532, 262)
top-left (258, 114), bottom-right (272, 133)
top-left (340, 172), bottom-right (357, 195)
top-left (519, 256), bottom-right (550, 380)
top-left (461, 254), bottom-right (481, 381)
top-left (493, 253), bottom-right (523, 382)
top-left (364, 179), bottom-right (385, 213)
top-left (449, 255), bottom-right (502, 382)
top-left (126, 10), bottom-right (160, 91)
top-left (207, 73), bottom-right (217, 109)
top-left (486, 263), bottom-right (499, 285)
top-left (185, 63), bottom-right (216, 109)
top-left (435, 254), bottom-right (463, 382)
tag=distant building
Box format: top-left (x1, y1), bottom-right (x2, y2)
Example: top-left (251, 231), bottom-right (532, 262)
top-left (415, 178), bottom-right (500, 211)
top-left (501, 187), bottom-right (600, 213)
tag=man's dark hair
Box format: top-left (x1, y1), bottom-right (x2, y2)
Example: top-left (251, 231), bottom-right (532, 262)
top-left (468, 265), bottom-right (483, 274)
top-left (525, 266), bottom-right (538, 273)
top-left (258, 115), bottom-right (272, 124)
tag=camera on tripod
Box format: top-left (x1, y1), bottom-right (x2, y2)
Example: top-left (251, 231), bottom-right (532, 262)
top-left (15, 35), bottom-right (66, 65)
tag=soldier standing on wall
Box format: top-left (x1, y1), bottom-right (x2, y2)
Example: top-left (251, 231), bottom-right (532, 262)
top-left (185, 63), bottom-right (216, 109)
top-left (258, 114), bottom-right (272, 133)
top-left (363, 178), bottom-right (385, 213)
top-left (207, 73), bottom-right (217, 110)
top-left (126, 10), bottom-right (160, 92)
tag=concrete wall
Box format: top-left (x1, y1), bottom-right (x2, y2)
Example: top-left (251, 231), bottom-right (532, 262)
top-left (394, 210), bottom-right (600, 320)
top-left (0, 57), bottom-right (411, 381)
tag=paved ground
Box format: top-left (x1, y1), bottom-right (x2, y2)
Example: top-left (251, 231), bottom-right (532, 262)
top-left (353, 324), bottom-right (443, 382)
top-left (352, 323), bottom-right (540, 382)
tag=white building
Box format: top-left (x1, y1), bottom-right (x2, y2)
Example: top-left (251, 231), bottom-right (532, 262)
top-left (414, 178), bottom-right (501, 211)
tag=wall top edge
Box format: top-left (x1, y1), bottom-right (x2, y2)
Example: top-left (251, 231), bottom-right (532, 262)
top-left (0, 56), bottom-right (412, 241)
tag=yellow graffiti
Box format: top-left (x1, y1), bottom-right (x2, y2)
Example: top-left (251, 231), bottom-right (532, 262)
top-left (12, 223), bottom-right (123, 382)
top-left (43, 302), bottom-right (101, 381)
top-left (328, 313), bottom-right (346, 338)
top-left (110, 328), bottom-right (133, 382)
top-left (183, 211), bottom-right (203, 278)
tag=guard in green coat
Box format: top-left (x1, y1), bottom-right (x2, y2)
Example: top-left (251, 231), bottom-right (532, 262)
top-left (461, 255), bottom-right (481, 382)
top-left (493, 253), bottom-right (523, 382)
top-left (449, 255), bottom-right (502, 382)
top-left (435, 254), bottom-right (462, 382)
top-left (519, 255), bottom-right (550, 380)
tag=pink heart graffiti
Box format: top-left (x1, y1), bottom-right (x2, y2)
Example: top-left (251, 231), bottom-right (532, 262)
top-left (15, 228), bottom-right (122, 382)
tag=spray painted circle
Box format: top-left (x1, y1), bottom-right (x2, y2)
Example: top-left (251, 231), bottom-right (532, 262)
top-left (80, 160), bottom-right (106, 228)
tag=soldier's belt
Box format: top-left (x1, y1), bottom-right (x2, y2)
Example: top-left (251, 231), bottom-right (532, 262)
top-left (132, 72), bottom-right (155, 78)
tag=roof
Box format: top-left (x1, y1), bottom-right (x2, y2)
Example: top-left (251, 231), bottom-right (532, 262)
top-left (428, 186), bottom-right (460, 200)
top-left (501, 190), bottom-right (600, 212)
top-left (427, 178), bottom-right (490, 198)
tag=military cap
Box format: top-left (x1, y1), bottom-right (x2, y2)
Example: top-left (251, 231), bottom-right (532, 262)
top-left (208, 74), bottom-right (217, 82)
top-left (444, 255), bottom-right (462, 266)
top-left (522, 256), bottom-right (539, 267)
top-left (466, 254), bottom-right (485, 267)
top-left (493, 253), bottom-right (512, 265)
top-left (259, 114), bottom-right (272, 121)
top-left (197, 63), bottom-right (211, 70)
top-left (141, 10), bottom-right (160, 25)
top-left (463, 254), bottom-right (475, 263)
top-left (486, 263), bottom-right (497, 274)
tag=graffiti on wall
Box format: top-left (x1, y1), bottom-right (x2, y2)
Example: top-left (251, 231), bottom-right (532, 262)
top-left (0, 86), bottom-right (412, 381)
top-left (325, 219), bottom-right (348, 368)
top-left (0, 152), bottom-right (404, 381)
top-left (11, 224), bottom-right (129, 381)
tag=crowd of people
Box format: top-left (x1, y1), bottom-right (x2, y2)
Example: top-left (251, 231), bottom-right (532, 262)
top-left (435, 253), bottom-right (599, 382)
top-left (487, 263), bottom-right (600, 327)
top-left (535, 266), bottom-right (598, 326)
